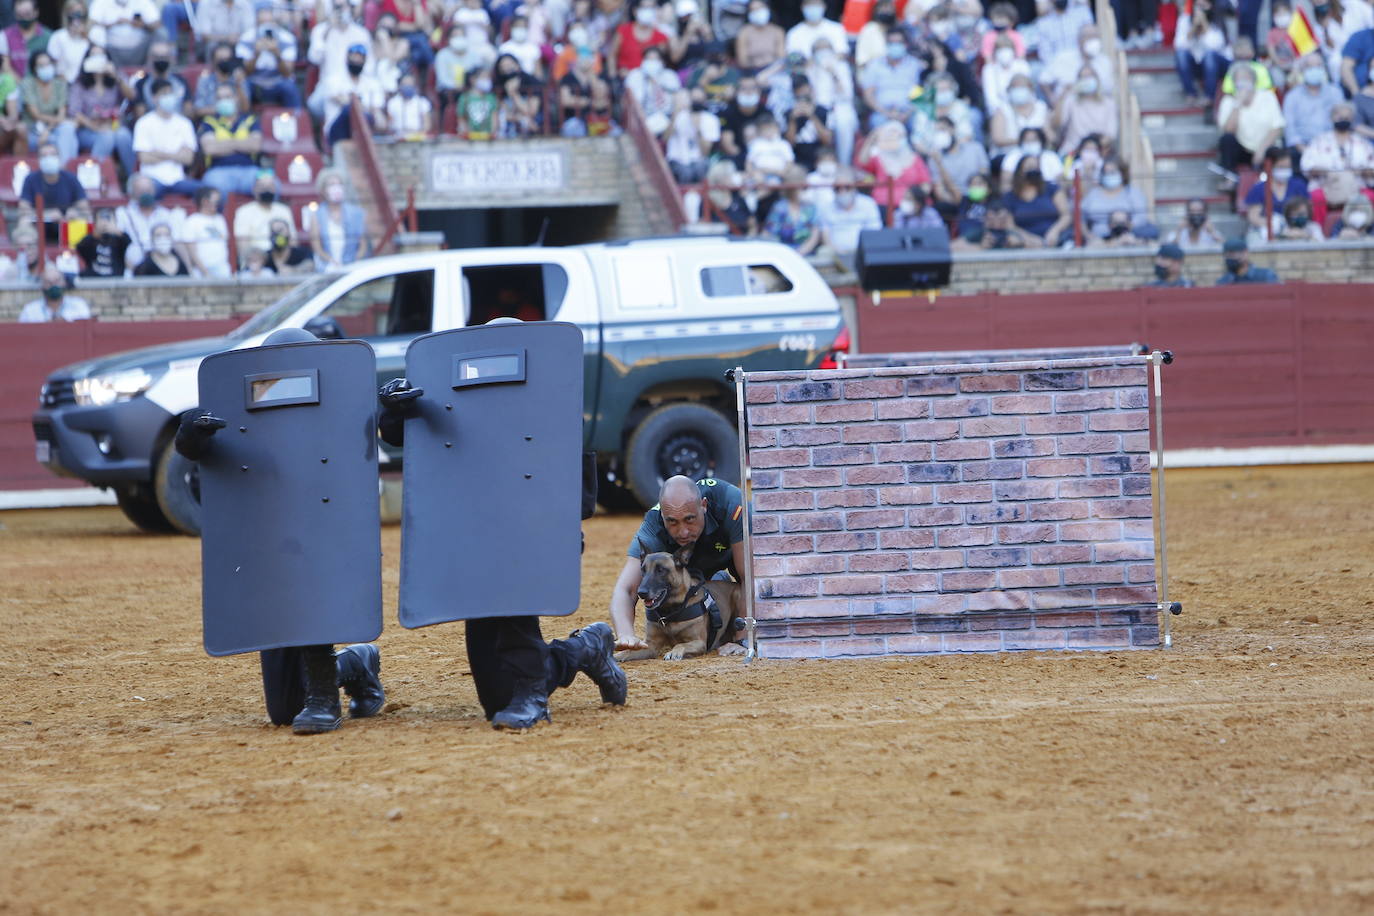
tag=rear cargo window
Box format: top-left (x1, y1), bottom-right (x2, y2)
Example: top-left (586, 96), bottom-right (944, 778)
top-left (700, 264), bottom-right (794, 298)
top-left (613, 253), bottom-right (674, 310)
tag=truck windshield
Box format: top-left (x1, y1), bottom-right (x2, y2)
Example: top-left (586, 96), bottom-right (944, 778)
top-left (226, 274), bottom-right (340, 341)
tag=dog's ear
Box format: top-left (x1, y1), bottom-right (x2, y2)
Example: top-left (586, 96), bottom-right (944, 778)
top-left (672, 545), bottom-right (693, 568)
top-left (635, 537), bottom-right (649, 562)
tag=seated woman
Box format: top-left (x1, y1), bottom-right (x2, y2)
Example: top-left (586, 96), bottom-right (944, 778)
top-left (133, 221), bottom-right (190, 277)
top-left (495, 53), bottom-right (543, 138)
top-left (894, 184), bottom-right (946, 233)
top-left (763, 165), bottom-right (822, 255)
top-left (1001, 154), bottom-right (1071, 246)
top-left (1273, 195), bottom-right (1325, 242)
top-left (1080, 156), bottom-right (1157, 241)
top-left (988, 73), bottom-right (1049, 158)
top-left (1330, 195), bottom-right (1374, 239)
top-left (856, 121), bottom-right (932, 216)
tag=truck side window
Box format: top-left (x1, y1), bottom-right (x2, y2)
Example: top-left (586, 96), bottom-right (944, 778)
top-left (462, 263), bottom-right (568, 325)
top-left (322, 269), bottom-right (434, 338)
top-left (700, 264), bottom-right (794, 298)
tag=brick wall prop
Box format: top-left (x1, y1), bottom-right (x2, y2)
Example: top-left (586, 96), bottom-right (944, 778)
top-left (742, 357), bottom-right (1160, 658)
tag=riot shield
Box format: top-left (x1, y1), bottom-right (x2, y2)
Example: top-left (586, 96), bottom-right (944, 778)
top-left (399, 322), bottom-right (583, 627)
top-left (197, 339), bottom-right (382, 655)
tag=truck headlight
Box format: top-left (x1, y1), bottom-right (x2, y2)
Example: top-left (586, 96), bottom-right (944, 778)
top-left (73, 369), bottom-right (156, 407)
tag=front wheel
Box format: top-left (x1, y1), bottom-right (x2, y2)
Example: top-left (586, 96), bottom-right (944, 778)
top-left (113, 481), bottom-right (175, 533)
top-left (623, 403), bottom-right (739, 508)
top-left (154, 438), bottom-right (202, 536)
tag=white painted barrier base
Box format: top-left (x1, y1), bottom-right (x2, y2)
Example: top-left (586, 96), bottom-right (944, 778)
top-left (0, 487), bottom-right (118, 510)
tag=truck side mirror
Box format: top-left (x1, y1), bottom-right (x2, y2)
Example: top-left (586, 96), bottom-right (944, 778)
top-left (304, 315), bottom-right (345, 340)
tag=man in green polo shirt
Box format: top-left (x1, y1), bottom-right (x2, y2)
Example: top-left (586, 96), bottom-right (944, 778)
top-left (611, 475), bottom-right (747, 651)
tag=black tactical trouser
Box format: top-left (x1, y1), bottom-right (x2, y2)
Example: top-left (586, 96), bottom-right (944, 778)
top-left (259, 646), bottom-right (324, 726)
top-left (465, 617), bottom-right (580, 720)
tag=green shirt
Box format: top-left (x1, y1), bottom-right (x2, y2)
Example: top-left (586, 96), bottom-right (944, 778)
top-left (457, 91), bottom-right (497, 138)
top-left (20, 75), bottom-right (66, 127)
top-left (628, 477), bottom-right (745, 578)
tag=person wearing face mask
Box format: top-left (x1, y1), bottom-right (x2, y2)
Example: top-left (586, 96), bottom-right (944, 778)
top-left (180, 187), bottom-right (231, 278)
top-left (662, 88), bottom-right (713, 179)
top-left (19, 262), bottom-right (92, 323)
top-left (1080, 155), bottom-right (1156, 240)
top-left (1167, 196), bottom-right (1224, 249)
top-left (1052, 63), bottom-right (1118, 155)
top-left (132, 79), bottom-right (203, 198)
top-left (857, 120), bottom-right (932, 213)
top-left (977, 2), bottom-right (1027, 62)
top-left (803, 38), bottom-right (856, 163)
top-left (1265, 2), bottom-right (1301, 75)
top-left (1272, 195), bottom-right (1325, 240)
top-left (195, 43), bottom-right (250, 120)
top-left (551, 22), bottom-right (600, 81)
top-left (927, 114), bottom-right (989, 207)
top-left (197, 0), bottom-right (256, 61)
top-left (786, 0), bottom-right (848, 60)
top-left (234, 0), bottom-right (303, 108)
top-left (263, 217), bottom-right (313, 274)
top-left (1003, 153), bottom-right (1072, 244)
top-left (1217, 67), bottom-right (1285, 179)
top-left (68, 48), bottom-right (136, 175)
top-left (1001, 126), bottom-right (1063, 189)
top-left (20, 51), bottom-right (79, 164)
top-left (1301, 102), bottom-right (1374, 214)
top-left (495, 52), bottom-right (543, 137)
top-left (379, 0), bottom-right (436, 73)
top-left (3, 0), bottom-right (51, 79)
top-left (457, 66), bottom-right (499, 139)
top-left (719, 74), bottom-right (764, 166)
top-left (76, 208), bottom-right (132, 277)
top-left (733, 0), bottom-right (784, 73)
top-left (234, 170), bottom-right (294, 256)
top-left (499, 14), bottom-right (543, 76)
top-left (86, 0), bottom-right (158, 67)
top-left (558, 43), bottom-right (608, 135)
top-left (982, 33), bottom-right (1030, 115)
top-left (134, 41), bottom-right (188, 116)
top-left (19, 140), bottom-right (90, 221)
top-left (610, 0), bottom-right (669, 79)
top-left (989, 73), bottom-right (1048, 155)
top-left (385, 72), bottom-right (434, 138)
top-left (951, 171), bottom-right (992, 240)
top-left (1282, 53), bottom-right (1344, 154)
top-left (1171, 0), bottom-right (1228, 106)
top-left (198, 83), bottom-right (262, 199)
top-left (1032, 0), bottom-right (1093, 65)
top-left (1332, 193), bottom-right (1374, 236)
top-left (894, 184), bottom-right (945, 232)
top-left (860, 28), bottom-right (922, 130)
top-left (805, 147), bottom-right (839, 207)
top-left (306, 1), bottom-right (370, 113)
top-left (1221, 37), bottom-right (1273, 96)
top-left (116, 172), bottom-right (184, 267)
top-left (1146, 243), bottom-right (1193, 287)
top-left (1217, 236), bottom-right (1280, 283)
top-left (626, 44), bottom-right (681, 136)
top-left (817, 168), bottom-right (883, 265)
top-left (854, 0), bottom-right (895, 70)
top-left (47, 2), bottom-right (91, 83)
top-left (763, 164), bottom-right (823, 254)
top-left (1243, 147), bottom-right (1308, 236)
top-left (133, 220), bottom-right (190, 276)
top-left (911, 71), bottom-right (981, 152)
top-left (322, 44), bottom-right (388, 142)
top-left (665, 0), bottom-right (712, 70)
top-left (783, 77), bottom-right (832, 170)
top-left (1040, 24), bottom-right (1113, 104)
top-left (1313, 0), bottom-right (1374, 84)
top-left (309, 169), bottom-right (369, 269)
top-left (687, 41), bottom-right (741, 114)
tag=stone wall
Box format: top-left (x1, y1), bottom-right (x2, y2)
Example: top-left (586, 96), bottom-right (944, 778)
top-left (743, 358), bottom-right (1161, 659)
top-left (0, 276), bottom-right (297, 323)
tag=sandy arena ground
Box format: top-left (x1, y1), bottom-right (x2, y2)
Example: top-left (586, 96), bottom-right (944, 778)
top-left (1, 464), bottom-right (1372, 914)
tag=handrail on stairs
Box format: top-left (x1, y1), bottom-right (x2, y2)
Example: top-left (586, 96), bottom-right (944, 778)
top-left (1094, 0), bottom-right (1156, 222)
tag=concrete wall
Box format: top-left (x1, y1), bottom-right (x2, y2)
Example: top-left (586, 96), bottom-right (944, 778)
top-left (0, 276), bottom-right (297, 323)
top-left (743, 358), bottom-right (1161, 659)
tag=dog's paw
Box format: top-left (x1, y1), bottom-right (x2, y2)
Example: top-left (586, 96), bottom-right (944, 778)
top-left (663, 646), bottom-right (688, 661)
top-left (717, 643), bottom-right (746, 656)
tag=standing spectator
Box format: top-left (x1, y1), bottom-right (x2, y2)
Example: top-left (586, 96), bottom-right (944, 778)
top-left (307, 3), bottom-right (370, 119)
top-left (0, 49), bottom-right (23, 155)
top-left (1167, 196), bottom-right (1225, 249)
top-left (860, 28), bottom-right (922, 130)
top-left (1081, 156), bottom-right (1156, 239)
top-left (1313, 0), bottom-right (1374, 82)
top-left (197, 0), bottom-right (256, 60)
top-left (805, 37), bottom-right (855, 164)
top-left (19, 140), bottom-right (88, 218)
top-left (1217, 236), bottom-right (1280, 283)
top-left (763, 164), bottom-right (821, 254)
top-left (47, 2), bottom-right (90, 83)
top-left (989, 72), bottom-right (1049, 155)
top-left (133, 220), bottom-right (190, 276)
top-left (499, 14), bottom-right (542, 76)
top-left (133, 79), bottom-right (201, 197)
top-left (4, 0), bottom-right (50, 78)
top-left (1174, 0), bottom-right (1229, 106)
top-left (199, 83), bottom-right (262, 198)
top-left (785, 0), bottom-right (847, 59)
top-left (663, 89), bottom-right (714, 181)
top-left (1330, 193), bottom-right (1374, 236)
top-left (382, 0), bottom-right (436, 73)
top-left (193, 42), bottom-right (250, 120)
top-left (18, 262), bottom-right (91, 322)
top-left (456, 67), bottom-right (498, 138)
top-left (310, 168), bottom-right (369, 269)
top-left (234, 171), bottom-right (293, 255)
top-left (625, 43), bottom-right (679, 135)
top-left (386, 70), bottom-right (435, 138)
top-left (733, 0), bottom-right (784, 73)
top-left (87, 0), bottom-right (158, 66)
top-left (134, 41), bottom-right (189, 114)
top-left (76, 208), bottom-right (131, 277)
top-left (1003, 154), bottom-right (1071, 244)
top-left (69, 48), bottom-right (135, 175)
top-left (1040, 24), bottom-right (1113, 103)
top-left (236, 0), bottom-right (303, 109)
top-left (982, 34), bottom-right (1030, 116)
top-left (928, 114), bottom-right (989, 206)
top-left (1217, 66), bottom-right (1285, 181)
top-left (21, 51), bottom-right (78, 163)
top-left (818, 168), bottom-right (882, 265)
top-left (265, 216), bottom-right (312, 273)
top-left (1032, 0), bottom-right (1094, 65)
top-left (609, 0), bottom-right (668, 79)
top-left (181, 187), bottom-right (232, 278)
top-left (1285, 53), bottom-right (1346, 154)
top-left (1052, 63), bottom-right (1118, 155)
top-left (322, 44), bottom-right (387, 141)
top-left (1301, 103), bottom-right (1374, 214)
top-left (857, 121), bottom-right (932, 213)
top-left (1244, 147), bottom-right (1308, 238)
top-left (783, 77), bottom-right (832, 171)
top-left (1148, 243), bottom-right (1193, 287)
top-left (117, 172), bottom-right (185, 266)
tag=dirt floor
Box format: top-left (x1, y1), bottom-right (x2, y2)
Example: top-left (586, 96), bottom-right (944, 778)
top-left (1, 465), bottom-right (1372, 915)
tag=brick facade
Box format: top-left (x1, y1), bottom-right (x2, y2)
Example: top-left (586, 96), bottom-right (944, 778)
top-left (743, 358), bottom-right (1161, 658)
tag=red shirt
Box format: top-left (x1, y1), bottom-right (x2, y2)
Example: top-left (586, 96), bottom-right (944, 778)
top-left (382, 0), bottom-right (426, 26)
top-left (614, 22), bottom-right (667, 73)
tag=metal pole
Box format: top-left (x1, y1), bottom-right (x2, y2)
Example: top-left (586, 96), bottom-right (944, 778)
top-left (1151, 350), bottom-right (1173, 648)
top-left (731, 365), bottom-right (758, 661)
top-left (1264, 160), bottom-right (1274, 243)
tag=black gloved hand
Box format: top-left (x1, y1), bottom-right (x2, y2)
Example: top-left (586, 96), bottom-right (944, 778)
top-left (378, 377), bottom-right (424, 413)
top-left (174, 410), bottom-right (226, 460)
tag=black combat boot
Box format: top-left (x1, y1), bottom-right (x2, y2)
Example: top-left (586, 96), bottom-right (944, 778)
top-left (491, 678), bottom-right (551, 731)
top-left (566, 622), bottom-right (627, 706)
top-left (292, 645), bottom-right (343, 735)
top-left (335, 643), bottom-right (385, 718)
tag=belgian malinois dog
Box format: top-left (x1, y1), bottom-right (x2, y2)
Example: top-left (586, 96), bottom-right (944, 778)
top-left (616, 545), bottom-right (745, 661)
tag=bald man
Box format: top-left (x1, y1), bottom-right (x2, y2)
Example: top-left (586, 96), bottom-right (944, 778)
top-left (611, 475), bottom-right (747, 652)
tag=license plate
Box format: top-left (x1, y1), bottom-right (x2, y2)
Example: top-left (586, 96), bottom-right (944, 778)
top-left (35, 440), bottom-right (51, 463)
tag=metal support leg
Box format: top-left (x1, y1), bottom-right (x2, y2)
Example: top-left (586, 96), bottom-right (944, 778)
top-left (732, 366), bottom-right (758, 662)
top-left (1151, 350), bottom-right (1175, 648)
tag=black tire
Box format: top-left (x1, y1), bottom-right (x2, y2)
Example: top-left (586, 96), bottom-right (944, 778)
top-left (154, 438), bottom-right (202, 536)
top-left (113, 481), bottom-right (176, 533)
top-left (624, 403), bottom-right (739, 508)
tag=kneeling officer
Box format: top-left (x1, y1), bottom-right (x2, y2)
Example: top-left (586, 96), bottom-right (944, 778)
top-left (176, 327), bottom-right (385, 735)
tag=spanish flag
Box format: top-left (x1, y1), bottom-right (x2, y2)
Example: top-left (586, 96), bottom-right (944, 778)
top-left (1288, 7), bottom-right (1318, 56)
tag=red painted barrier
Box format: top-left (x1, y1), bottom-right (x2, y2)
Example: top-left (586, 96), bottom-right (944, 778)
top-left (848, 283), bottom-right (1374, 450)
top-left (1, 320), bottom-right (240, 490)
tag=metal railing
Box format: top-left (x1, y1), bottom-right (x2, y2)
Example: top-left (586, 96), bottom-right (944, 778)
top-left (621, 92), bottom-right (689, 230)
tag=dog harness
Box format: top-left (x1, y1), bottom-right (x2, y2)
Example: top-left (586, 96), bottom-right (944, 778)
top-left (645, 581), bottom-right (727, 649)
